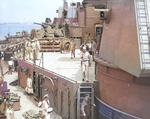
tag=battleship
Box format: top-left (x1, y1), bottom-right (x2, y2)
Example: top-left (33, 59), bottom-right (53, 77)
top-left (1, 0), bottom-right (150, 119)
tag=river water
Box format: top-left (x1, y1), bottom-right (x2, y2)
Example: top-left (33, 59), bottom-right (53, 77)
top-left (0, 23), bottom-right (41, 40)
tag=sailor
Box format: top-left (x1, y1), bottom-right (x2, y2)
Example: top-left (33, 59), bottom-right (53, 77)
top-left (44, 29), bottom-right (48, 38)
top-left (70, 39), bottom-right (76, 59)
top-left (25, 38), bottom-right (32, 60)
top-left (91, 39), bottom-right (97, 61)
top-left (84, 32), bottom-right (88, 43)
top-left (88, 33), bottom-right (93, 43)
top-left (31, 38), bottom-right (40, 60)
top-left (64, 19), bottom-right (70, 37)
top-left (34, 38), bottom-right (40, 59)
top-left (80, 44), bottom-right (85, 66)
top-left (31, 38), bottom-right (36, 60)
top-left (81, 94), bottom-right (90, 117)
top-left (37, 94), bottom-right (53, 118)
top-left (60, 38), bottom-right (63, 53)
top-left (8, 57), bottom-right (14, 74)
top-left (80, 46), bottom-right (92, 82)
top-left (13, 56), bottom-right (18, 72)
top-left (25, 74), bottom-right (33, 94)
top-left (41, 94), bottom-right (50, 117)
top-left (6, 102), bottom-right (14, 119)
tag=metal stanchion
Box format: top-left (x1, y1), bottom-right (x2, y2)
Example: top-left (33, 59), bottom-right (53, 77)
top-left (39, 52), bottom-right (44, 68)
top-left (23, 47), bottom-right (25, 60)
top-left (33, 50), bottom-right (36, 64)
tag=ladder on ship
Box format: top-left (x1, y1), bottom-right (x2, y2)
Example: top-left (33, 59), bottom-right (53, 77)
top-left (135, 0), bottom-right (150, 70)
top-left (77, 84), bottom-right (94, 119)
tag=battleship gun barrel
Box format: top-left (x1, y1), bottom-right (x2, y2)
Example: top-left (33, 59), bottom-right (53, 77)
top-left (34, 22), bottom-right (48, 29)
top-left (34, 22), bottom-right (43, 26)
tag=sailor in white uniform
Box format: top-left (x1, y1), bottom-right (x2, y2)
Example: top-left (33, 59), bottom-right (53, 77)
top-left (34, 38), bottom-right (40, 59)
top-left (6, 102), bottom-right (14, 119)
top-left (25, 38), bottom-right (32, 60)
top-left (41, 94), bottom-right (50, 117)
top-left (8, 57), bottom-right (14, 74)
top-left (37, 94), bottom-right (54, 118)
top-left (81, 94), bottom-right (90, 116)
top-left (31, 39), bottom-right (36, 60)
top-left (31, 38), bottom-right (40, 60)
top-left (25, 74), bottom-right (33, 94)
top-left (80, 46), bottom-right (92, 82)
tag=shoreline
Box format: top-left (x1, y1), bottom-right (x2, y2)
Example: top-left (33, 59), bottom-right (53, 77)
top-left (0, 37), bottom-right (6, 40)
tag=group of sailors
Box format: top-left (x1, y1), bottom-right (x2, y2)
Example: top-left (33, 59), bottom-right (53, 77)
top-left (80, 38), bottom-right (97, 82)
top-left (8, 57), bottom-right (18, 74)
top-left (79, 33), bottom-right (97, 116)
top-left (6, 94), bottom-right (53, 119)
top-left (25, 37), bottom-right (40, 60)
top-left (18, 34), bottom-right (96, 118)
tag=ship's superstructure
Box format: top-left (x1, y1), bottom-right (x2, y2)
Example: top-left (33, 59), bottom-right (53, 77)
top-left (18, 0), bottom-right (150, 119)
top-left (92, 0), bottom-right (150, 118)
top-left (2, 0), bottom-right (150, 119)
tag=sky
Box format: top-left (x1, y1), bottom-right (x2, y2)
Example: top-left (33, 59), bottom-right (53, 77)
top-left (0, 0), bottom-right (83, 23)
top-left (0, 0), bottom-right (150, 23)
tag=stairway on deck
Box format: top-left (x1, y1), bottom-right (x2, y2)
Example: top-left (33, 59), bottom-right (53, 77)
top-left (135, 0), bottom-right (150, 77)
top-left (77, 84), bottom-right (94, 119)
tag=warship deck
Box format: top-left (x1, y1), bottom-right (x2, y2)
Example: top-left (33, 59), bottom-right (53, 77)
top-left (3, 49), bottom-right (96, 119)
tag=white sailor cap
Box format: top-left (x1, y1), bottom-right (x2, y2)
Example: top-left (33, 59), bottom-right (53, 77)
top-left (83, 46), bottom-right (86, 50)
top-left (44, 94), bottom-right (49, 98)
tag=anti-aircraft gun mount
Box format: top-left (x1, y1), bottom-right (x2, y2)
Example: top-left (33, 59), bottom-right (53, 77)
top-left (34, 22), bottom-right (54, 29)
top-left (34, 17), bottom-right (73, 52)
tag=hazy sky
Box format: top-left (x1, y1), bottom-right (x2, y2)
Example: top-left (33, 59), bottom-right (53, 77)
top-left (0, 0), bottom-right (150, 23)
top-left (0, 0), bottom-right (83, 23)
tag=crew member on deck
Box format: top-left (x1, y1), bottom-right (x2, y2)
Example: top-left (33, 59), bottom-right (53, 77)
top-left (91, 39), bottom-right (97, 61)
top-left (80, 46), bottom-right (91, 82)
top-left (25, 74), bottom-right (33, 94)
top-left (13, 56), bottom-right (18, 72)
top-left (34, 38), bottom-right (40, 59)
top-left (25, 38), bottom-right (32, 60)
top-left (70, 39), bottom-right (76, 59)
top-left (84, 32), bottom-right (88, 43)
top-left (41, 94), bottom-right (50, 117)
top-left (8, 57), bottom-right (14, 74)
top-left (6, 102), bottom-right (14, 119)
top-left (31, 38), bottom-right (40, 60)
top-left (81, 94), bottom-right (90, 117)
